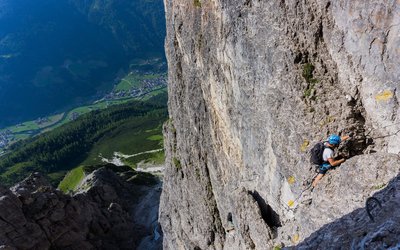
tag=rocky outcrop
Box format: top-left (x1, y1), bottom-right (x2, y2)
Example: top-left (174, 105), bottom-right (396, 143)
top-left (0, 167), bottom-right (162, 249)
top-left (0, 172), bottom-right (135, 249)
top-left (278, 154), bottom-right (400, 248)
top-left (296, 174), bottom-right (400, 249)
top-left (160, 0), bottom-right (400, 249)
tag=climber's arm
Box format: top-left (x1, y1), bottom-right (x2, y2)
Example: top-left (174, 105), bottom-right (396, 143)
top-left (327, 157), bottom-right (345, 167)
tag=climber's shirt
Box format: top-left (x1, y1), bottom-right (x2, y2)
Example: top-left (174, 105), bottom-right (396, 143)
top-left (322, 143), bottom-right (334, 162)
top-left (319, 143), bottom-right (334, 174)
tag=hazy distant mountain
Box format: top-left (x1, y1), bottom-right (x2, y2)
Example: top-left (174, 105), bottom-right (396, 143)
top-left (0, 0), bottom-right (165, 127)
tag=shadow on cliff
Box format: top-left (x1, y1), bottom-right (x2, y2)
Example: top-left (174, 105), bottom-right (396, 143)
top-left (134, 182), bottom-right (164, 250)
top-left (249, 190), bottom-right (282, 234)
top-left (293, 173), bottom-right (400, 249)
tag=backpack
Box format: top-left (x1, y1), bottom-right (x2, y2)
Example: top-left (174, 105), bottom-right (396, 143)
top-left (310, 142), bottom-right (325, 165)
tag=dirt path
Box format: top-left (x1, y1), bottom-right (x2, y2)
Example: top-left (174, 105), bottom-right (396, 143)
top-left (115, 148), bottom-right (163, 158)
top-left (99, 149), bottom-right (164, 167)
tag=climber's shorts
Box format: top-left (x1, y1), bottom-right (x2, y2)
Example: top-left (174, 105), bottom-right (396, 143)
top-left (318, 163), bottom-right (332, 174)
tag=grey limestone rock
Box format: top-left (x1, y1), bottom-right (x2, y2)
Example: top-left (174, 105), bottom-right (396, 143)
top-left (160, 0), bottom-right (400, 249)
top-left (0, 170), bottom-right (143, 249)
top-left (295, 174), bottom-right (400, 250)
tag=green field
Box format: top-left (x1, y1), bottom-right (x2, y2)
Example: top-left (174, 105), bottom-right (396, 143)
top-left (58, 166), bottom-right (85, 193)
top-left (123, 150), bottom-right (165, 168)
top-left (114, 73), bottom-right (142, 91)
top-left (147, 135), bottom-right (163, 141)
top-left (13, 134), bottom-right (31, 141)
top-left (58, 163), bottom-right (159, 193)
top-left (9, 121), bottom-right (38, 133)
top-left (139, 87), bottom-right (167, 101)
top-left (2, 113), bottom-right (65, 134)
top-left (81, 116), bottom-right (165, 166)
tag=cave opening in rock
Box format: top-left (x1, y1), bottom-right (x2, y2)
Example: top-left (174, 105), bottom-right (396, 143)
top-left (249, 191), bottom-right (282, 231)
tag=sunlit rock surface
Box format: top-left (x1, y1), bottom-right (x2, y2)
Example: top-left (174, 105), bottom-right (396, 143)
top-left (160, 0), bottom-right (400, 248)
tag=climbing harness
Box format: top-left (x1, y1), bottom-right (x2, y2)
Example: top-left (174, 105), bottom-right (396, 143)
top-left (365, 197), bottom-right (382, 222)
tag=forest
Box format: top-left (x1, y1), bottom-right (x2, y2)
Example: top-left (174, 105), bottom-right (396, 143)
top-left (0, 93), bottom-right (168, 186)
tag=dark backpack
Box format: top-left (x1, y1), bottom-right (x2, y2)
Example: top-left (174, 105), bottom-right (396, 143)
top-left (310, 142), bottom-right (325, 165)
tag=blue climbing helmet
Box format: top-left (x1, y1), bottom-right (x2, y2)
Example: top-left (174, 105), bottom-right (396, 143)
top-left (328, 134), bottom-right (341, 145)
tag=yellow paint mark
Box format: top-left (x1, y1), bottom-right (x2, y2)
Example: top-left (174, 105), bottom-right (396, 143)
top-left (300, 140), bottom-right (309, 152)
top-left (288, 176), bottom-right (296, 185)
top-left (375, 90), bottom-right (394, 101)
top-left (319, 116), bottom-right (335, 127)
top-left (327, 116), bottom-right (335, 123)
top-left (292, 234), bottom-right (300, 243)
top-left (288, 200), bottom-right (295, 207)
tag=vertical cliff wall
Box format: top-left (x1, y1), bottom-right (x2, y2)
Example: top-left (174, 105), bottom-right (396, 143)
top-left (160, 0), bottom-right (400, 249)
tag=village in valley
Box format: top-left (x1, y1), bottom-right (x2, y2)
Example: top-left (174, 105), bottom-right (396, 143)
top-left (103, 71), bottom-right (167, 100)
top-left (0, 70), bottom-right (167, 152)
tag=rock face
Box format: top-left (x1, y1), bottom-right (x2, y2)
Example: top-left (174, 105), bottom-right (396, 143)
top-left (160, 0), bottom-right (400, 249)
top-left (296, 174), bottom-right (400, 249)
top-left (0, 168), bottom-right (162, 249)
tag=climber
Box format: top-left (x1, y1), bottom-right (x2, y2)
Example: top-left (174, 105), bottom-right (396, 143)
top-left (312, 134), bottom-right (350, 187)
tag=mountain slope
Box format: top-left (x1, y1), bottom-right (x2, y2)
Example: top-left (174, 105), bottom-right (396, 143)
top-left (0, 0), bottom-right (166, 127)
top-left (0, 92), bottom-right (168, 187)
